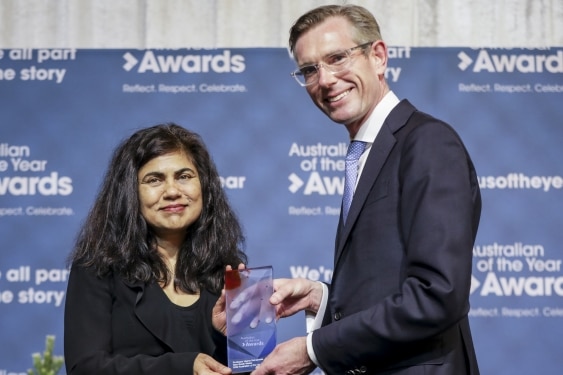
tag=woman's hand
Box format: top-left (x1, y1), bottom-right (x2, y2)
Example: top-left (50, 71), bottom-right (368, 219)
top-left (193, 353), bottom-right (232, 375)
top-left (212, 264), bottom-right (246, 335)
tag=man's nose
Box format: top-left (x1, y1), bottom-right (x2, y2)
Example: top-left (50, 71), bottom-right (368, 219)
top-left (316, 64), bottom-right (338, 86)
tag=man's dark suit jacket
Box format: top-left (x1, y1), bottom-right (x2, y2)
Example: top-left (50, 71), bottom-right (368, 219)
top-left (64, 265), bottom-right (226, 375)
top-left (312, 100), bottom-right (481, 375)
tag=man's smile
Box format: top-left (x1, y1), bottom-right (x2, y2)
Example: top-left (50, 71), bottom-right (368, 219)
top-left (327, 88), bottom-right (352, 103)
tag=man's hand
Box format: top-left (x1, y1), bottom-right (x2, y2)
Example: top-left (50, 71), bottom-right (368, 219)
top-left (250, 337), bottom-right (316, 375)
top-left (271, 278), bottom-right (323, 319)
top-left (193, 353), bottom-right (232, 375)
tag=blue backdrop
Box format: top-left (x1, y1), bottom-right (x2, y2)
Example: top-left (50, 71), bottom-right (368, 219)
top-left (1, 47), bottom-right (562, 374)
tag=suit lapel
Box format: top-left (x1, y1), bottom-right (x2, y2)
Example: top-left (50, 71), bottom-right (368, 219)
top-left (335, 100), bottom-right (417, 266)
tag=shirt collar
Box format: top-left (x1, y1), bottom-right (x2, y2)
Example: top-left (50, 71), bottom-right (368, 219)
top-left (354, 91), bottom-right (400, 143)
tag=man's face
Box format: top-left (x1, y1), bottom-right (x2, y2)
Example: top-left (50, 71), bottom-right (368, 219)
top-left (293, 17), bottom-right (388, 133)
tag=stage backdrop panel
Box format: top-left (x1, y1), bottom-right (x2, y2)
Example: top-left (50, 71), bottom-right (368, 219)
top-left (1, 47), bottom-right (562, 375)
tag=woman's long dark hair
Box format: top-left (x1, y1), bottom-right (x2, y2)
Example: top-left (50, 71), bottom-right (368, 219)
top-left (68, 123), bottom-right (247, 294)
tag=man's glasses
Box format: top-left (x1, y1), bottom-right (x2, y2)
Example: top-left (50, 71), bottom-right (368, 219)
top-left (290, 42), bottom-right (373, 87)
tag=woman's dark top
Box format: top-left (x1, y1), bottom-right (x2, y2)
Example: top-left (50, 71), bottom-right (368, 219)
top-left (64, 265), bottom-right (227, 375)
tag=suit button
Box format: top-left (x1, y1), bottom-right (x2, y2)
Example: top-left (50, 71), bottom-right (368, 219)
top-left (334, 312), bottom-right (342, 320)
top-left (359, 366), bottom-right (367, 373)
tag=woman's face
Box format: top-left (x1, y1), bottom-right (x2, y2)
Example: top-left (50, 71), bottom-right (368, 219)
top-left (138, 151), bottom-right (203, 239)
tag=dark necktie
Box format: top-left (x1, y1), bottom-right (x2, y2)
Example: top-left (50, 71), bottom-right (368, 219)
top-left (342, 140), bottom-right (366, 223)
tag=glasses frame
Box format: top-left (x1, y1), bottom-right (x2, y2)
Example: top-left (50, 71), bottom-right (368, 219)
top-left (290, 41), bottom-right (374, 87)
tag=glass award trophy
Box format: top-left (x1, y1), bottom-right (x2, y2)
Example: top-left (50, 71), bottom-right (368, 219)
top-left (225, 266), bottom-right (276, 373)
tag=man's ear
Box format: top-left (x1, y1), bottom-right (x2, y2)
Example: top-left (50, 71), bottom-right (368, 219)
top-left (371, 40), bottom-right (388, 74)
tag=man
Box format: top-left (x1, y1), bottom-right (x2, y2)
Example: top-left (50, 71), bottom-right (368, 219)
top-left (252, 4), bottom-right (481, 375)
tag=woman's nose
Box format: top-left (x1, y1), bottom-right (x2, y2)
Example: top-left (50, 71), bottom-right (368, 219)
top-left (163, 180), bottom-right (181, 197)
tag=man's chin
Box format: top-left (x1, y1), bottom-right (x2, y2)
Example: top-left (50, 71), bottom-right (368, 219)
top-left (324, 108), bottom-right (350, 124)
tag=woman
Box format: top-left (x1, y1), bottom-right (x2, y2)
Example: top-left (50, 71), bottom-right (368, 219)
top-left (64, 123), bottom-right (247, 375)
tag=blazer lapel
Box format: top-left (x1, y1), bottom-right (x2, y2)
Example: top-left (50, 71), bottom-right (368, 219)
top-left (335, 100), bottom-right (417, 265)
top-left (124, 279), bottom-right (188, 352)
